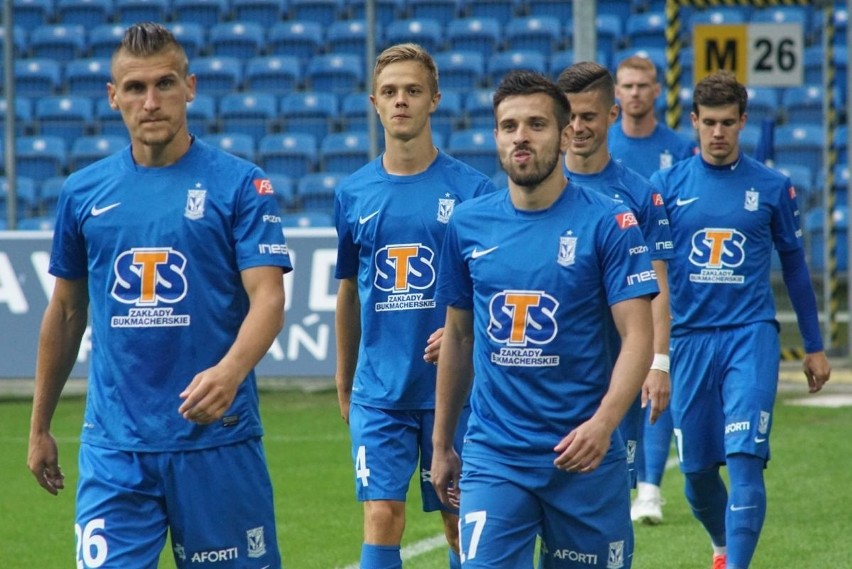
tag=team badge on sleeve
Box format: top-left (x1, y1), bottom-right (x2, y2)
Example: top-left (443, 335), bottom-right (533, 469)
top-left (615, 212), bottom-right (638, 229)
top-left (253, 178), bottom-right (275, 195)
top-left (652, 193), bottom-right (664, 206)
top-left (789, 186), bottom-right (797, 200)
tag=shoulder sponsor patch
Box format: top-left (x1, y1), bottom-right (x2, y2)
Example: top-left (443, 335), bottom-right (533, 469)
top-left (652, 193), bottom-right (664, 206)
top-left (615, 211), bottom-right (638, 229)
top-left (789, 186), bottom-right (797, 200)
top-left (253, 178), bottom-right (275, 195)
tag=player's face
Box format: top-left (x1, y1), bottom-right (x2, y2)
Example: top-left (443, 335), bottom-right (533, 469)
top-left (691, 103), bottom-right (746, 165)
top-left (494, 93), bottom-right (571, 188)
top-left (108, 49), bottom-right (195, 153)
top-left (615, 67), bottom-right (660, 120)
top-left (565, 90), bottom-right (618, 160)
top-left (371, 61), bottom-right (439, 142)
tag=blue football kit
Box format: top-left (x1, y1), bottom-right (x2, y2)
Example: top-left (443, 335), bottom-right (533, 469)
top-left (436, 183), bottom-right (659, 568)
top-left (50, 137), bottom-right (292, 568)
top-left (335, 150), bottom-right (495, 509)
top-left (608, 122), bottom-right (697, 180)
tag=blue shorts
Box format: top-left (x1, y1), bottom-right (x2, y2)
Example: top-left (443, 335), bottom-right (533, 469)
top-left (670, 322), bottom-right (779, 473)
top-left (617, 395), bottom-right (642, 488)
top-left (458, 454), bottom-right (633, 569)
top-left (75, 439), bottom-right (281, 569)
top-left (348, 402), bottom-right (468, 512)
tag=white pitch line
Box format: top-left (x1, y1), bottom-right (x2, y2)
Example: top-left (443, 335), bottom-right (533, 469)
top-left (337, 535), bottom-right (447, 569)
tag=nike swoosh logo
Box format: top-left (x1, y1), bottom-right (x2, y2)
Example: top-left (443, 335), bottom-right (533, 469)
top-left (754, 437), bottom-right (767, 443)
top-left (359, 211), bottom-right (379, 224)
top-left (471, 246), bottom-right (499, 259)
top-left (730, 504), bottom-right (758, 512)
top-left (675, 197), bottom-right (699, 206)
top-left (91, 202), bottom-right (121, 216)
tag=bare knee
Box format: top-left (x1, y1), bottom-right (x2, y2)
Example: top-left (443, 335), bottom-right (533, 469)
top-left (364, 500), bottom-right (406, 545)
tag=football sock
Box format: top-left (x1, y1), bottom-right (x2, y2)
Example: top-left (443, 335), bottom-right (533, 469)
top-left (684, 466), bottom-right (728, 547)
top-left (726, 453), bottom-right (766, 569)
top-left (642, 406), bottom-right (673, 486)
top-left (360, 543), bottom-right (402, 569)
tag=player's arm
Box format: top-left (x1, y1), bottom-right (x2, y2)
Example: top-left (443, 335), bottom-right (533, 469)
top-left (553, 295), bottom-right (653, 472)
top-left (179, 266), bottom-right (285, 423)
top-left (644, 259), bottom-right (671, 422)
top-left (431, 305), bottom-right (474, 508)
top-left (28, 276), bottom-right (89, 495)
top-left (335, 277), bottom-right (360, 423)
top-left (778, 248), bottom-right (831, 392)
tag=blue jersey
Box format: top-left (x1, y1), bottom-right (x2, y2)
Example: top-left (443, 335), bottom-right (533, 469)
top-left (608, 122), bottom-right (697, 180)
top-left (651, 153), bottom-right (802, 333)
top-left (335, 150), bottom-right (496, 410)
top-left (436, 184), bottom-right (659, 468)
top-left (566, 159), bottom-right (673, 261)
top-left (49, 138), bottom-right (293, 452)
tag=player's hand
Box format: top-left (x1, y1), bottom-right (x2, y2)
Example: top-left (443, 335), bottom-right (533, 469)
top-left (337, 390), bottom-right (351, 425)
top-left (27, 431), bottom-right (65, 495)
top-left (552, 419), bottom-right (612, 473)
top-left (423, 327), bottom-right (444, 364)
top-left (803, 351), bottom-right (831, 393)
top-left (178, 365), bottom-right (241, 424)
top-left (642, 368), bottom-right (671, 424)
top-left (431, 447), bottom-right (461, 509)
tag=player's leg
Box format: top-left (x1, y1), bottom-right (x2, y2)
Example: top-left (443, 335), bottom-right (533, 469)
top-left (720, 322), bottom-right (778, 569)
top-left (75, 444), bottom-right (168, 569)
top-left (165, 438), bottom-right (282, 568)
top-left (349, 403), bottom-right (421, 569)
top-left (540, 457), bottom-right (633, 569)
top-left (632, 405), bottom-right (673, 525)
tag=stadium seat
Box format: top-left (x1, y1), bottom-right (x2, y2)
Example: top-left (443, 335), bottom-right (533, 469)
top-left (18, 215), bottom-right (57, 230)
top-left (69, 135), bottom-right (128, 171)
top-left (281, 210), bottom-right (334, 227)
top-left (259, 133), bottom-right (319, 179)
top-left (94, 98), bottom-right (127, 137)
top-left (0, 97), bottom-right (33, 138)
top-left (744, 87), bottom-right (779, 124)
top-left (55, 0), bottom-right (112, 26)
top-left (0, 177), bottom-right (39, 219)
top-left (0, 25), bottom-right (28, 58)
top-left (34, 95), bottom-right (94, 147)
top-left (290, 0), bottom-right (344, 22)
top-left (625, 11), bottom-right (666, 50)
top-left (803, 45), bottom-right (823, 87)
top-left (245, 56), bottom-right (302, 95)
top-left (173, 0), bottom-right (228, 25)
top-left (447, 128), bottom-right (498, 176)
top-left (279, 91), bottom-right (338, 139)
top-left (89, 24), bottom-right (128, 58)
top-left (464, 88), bottom-right (494, 129)
top-left (65, 58), bottom-right (112, 98)
top-left (805, 205), bottom-right (848, 271)
top-left (326, 20), bottom-right (377, 56)
top-left (687, 7), bottom-right (745, 32)
top-left (114, 0), bottom-right (170, 24)
top-left (431, 89), bottom-right (462, 141)
top-left (433, 50), bottom-right (485, 90)
top-left (773, 163), bottom-right (815, 202)
top-left (737, 124), bottom-right (761, 157)
top-left (406, 0), bottom-right (459, 25)
top-left (549, 49), bottom-right (609, 81)
top-left (504, 16), bottom-right (561, 57)
top-left (204, 133), bottom-right (256, 162)
top-left (446, 17), bottom-right (502, 59)
top-left (774, 123), bottom-right (825, 175)
top-left (186, 93), bottom-right (217, 136)
top-left (191, 57), bottom-right (243, 97)
top-left (219, 92), bottom-right (278, 141)
top-left (781, 85), bottom-right (824, 125)
top-left (306, 54), bottom-right (364, 95)
top-left (488, 50), bottom-right (546, 87)
top-left (209, 21), bottom-right (266, 59)
top-left (385, 18), bottom-right (443, 54)
top-left (750, 5), bottom-right (809, 29)
top-left (595, 13), bottom-right (623, 67)
top-left (232, 0), bottom-right (286, 25)
top-left (461, 0), bottom-right (515, 25)
top-left (525, 0), bottom-right (571, 21)
top-left (596, 0), bottom-right (632, 21)
top-left (836, 124), bottom-right (848, 165)
top-left (265, 173), bottom-right (297, 212)
top-left (12, 0), bottom-right (53, 31)
top-left (320, 131), bottom-right (370, 174)
top-left (267, 21), bottom-right (325, 62)
top-left (167, 23), bottom-right (205, 59)
top-left (30, 24), bottom-right (87, 61)
top-left (15, 136), bottom-right (68, 183)
top-left (348, 0), bottom-right (403, 27)
top-left (38, 176), bottom-right (67, 216)
top-left (339, 92), bottom-right (373, 132)
top-left (297, 172), bottom-right (345, 211)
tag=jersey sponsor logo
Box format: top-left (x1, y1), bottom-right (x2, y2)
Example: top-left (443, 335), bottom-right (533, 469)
top-left (191, 547), bottom-right (239, 563)
top-left (374, 244), bottom-right (437, 311)
top-left (689, 227), bottom-right (746, 284)
top-left (628, 245), bottom-right (649, 256)
top-left (725, 420), bottom-right (750, 434)
top-left (745, 188), bottom-right (759, 212)
top-left (730, 504), bottom-right (758, 512)
top-left (437, 196), bottom-right (455, 224)
top-left (789, 186), bottom-right (797, 200)
top-left (615, 211), bottom-right (638, 229)
top-left (487, 290), bottom-right (560, 367)
top-left (253, 178), bottom-right (274, 195)
top-left (184, 188), bottom-right (206, 220)
top-left (262, 214), bottom-right (281, 224)
top-left (247, 526), bottom-right (267, 559)
top-left (91, 202), bottom-right (121, 216)
top-left (550, 547), bottom-right (598, 564)
top-left (652, 193), bottom-right (664, 207)
top-left (675, 196), bottom-right (700, 206)
top-left (258, 243), bottom-right (289, 256)
top-left (626, 269), bottom-right (656, 285)
top-left (110, 247), bottom-right (191, 328)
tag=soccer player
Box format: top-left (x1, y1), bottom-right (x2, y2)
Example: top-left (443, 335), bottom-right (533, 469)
top-left (651, 71), bottom-right (831, 569)
top-left (557, 61), bottom-right (673, 495)
top-left (334, 43), bottom-right (496, 569)
top-left (610, 54), bottom-right (697, 525)
top-left (431, 70), bottom-right (657, 568)
top-left (26, 22), bottom-right (291, 568)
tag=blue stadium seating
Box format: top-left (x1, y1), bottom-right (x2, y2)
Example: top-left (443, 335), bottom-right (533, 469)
top-left (39, 176), bottom-right (67, 216)
top-left (446, 17), bottom-right (502, 59)
top-left (95, 98), bottom-right (127, 137)
top-left (504, 15), bottom-right (561, 57)
top-left (339, 92), bottom-right (373, 132)
top-left (298, 172), bottom-right (345, 211)
top-left (232, 0), bottom-right (286, 25)
top-left (290, 0), bottom-right (344, 23)
top-left (65, 58), bottom-right (112, 98)
top-left (12, 0), bottom-right (53, 31)
top-left (774, 163), bottom-right (815, 201)
top-left (167, 23), bottom-right (206, 59)
top-left (626, 11), bottom-right (666, 50)
top-left (0, 25), bottom-right (28, 58)
top-left (737, 124), bottom-right (761, 157)
top-left (461, 0), bottom-right (515, 25)
top-left (173, 0), bottom-right (229, 27)
top-left (321, 131), bottom-right (371, 174)
top-left (526, 0), bottom-right (571, 22)
top-left (35, 95), bottom-right (94, 146)
top-left (488, 50), bottom-right (546, 87)
top-left (464, 88), bottom-right (494, 129)
top-left (433, 50), bottom-right (484, 90)
top-left (0, 177), bottom-right (39, 219)
top-left (774, 123), bottom-right (825, 175)
top-left (245, 56), bottom-right (302, 95)
top-left (69, 135), bottom-right (128, 171)
top-left (265, 173), bottom-right (297, 211)
top-left (191, 57), bottom-right (243, 97)
top-left (432, 89), bottom-right (462, 141)
top-left (406, 0), bottom-right (459, 25)
top-left (267, 21), bottom-right (325, 62)
top-left (307, 53), bottom-right (365, 95)
top-left (549, 49), bottom-right (609, 81)
top-left (219, 92), bottom-right (278, 141)
top-left (447, 128), bottom-right (498, 176)
top-left (750, 5), bottom-right (809, 29)
top-left (55, 0), bottom-right (112, 26)
top-left (0, 97), bottom-right (33, 138)
top-left (204, 133), bottom-right (256, 161)
top-left (30, 24), bottom-right (87, 61)
top-left (281, 210), bottom-right (334, 227)
top-left (805, 205), bottom-right (848, 271)
top-left (114, 0), bottom-right (171, 24)
top-left (16, 136), bottom-right (68, 183)
top-left (259, 133), bottom-right (319, 179)
top-left (89, 24), bottom-right (128, 58)
top-left (187, 94), bottom-right (217, 136)
top-left (836, 124), bottom-right (848, 165)
top-left (17, 215), bottom-right (57, 230)
top-left (744, 87), bottom-right (779, 124)
top-left (348, 0), bottom-right (403, 27)
top-left (327, 20), bottom-right (377, 56)
top-left (781, 85), bottom-right (824, 124)
top-left (279, 91), bottom-right (338, 139)
top-left (209, 21), bottom-right (266, 59)
top-left (385, 18), bottom-right (444, 53)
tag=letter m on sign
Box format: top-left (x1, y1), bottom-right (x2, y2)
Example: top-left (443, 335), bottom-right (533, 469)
top-left (693, 24), bottom-right (748, 84)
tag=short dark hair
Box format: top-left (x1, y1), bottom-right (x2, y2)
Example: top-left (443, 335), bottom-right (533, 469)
top-left (112, 22), bottom-right (189, 78)
top-left (556, 61), bottom-right (615, 107)
top-left (692, 70), bottom-right (748, 116)
top-left (492, 70), bottom-right (571, 131)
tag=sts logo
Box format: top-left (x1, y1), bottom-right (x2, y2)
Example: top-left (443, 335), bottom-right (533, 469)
top-left (111, 247), bottom-right (188, 305)
top-left (487, 291), bottom-right (560, 367)
top-left (374, 244), bottom-right (435, 293)
top-left (689, 228), bottom-right (746, 269)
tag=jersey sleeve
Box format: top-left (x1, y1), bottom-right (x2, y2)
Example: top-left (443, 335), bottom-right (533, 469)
top-left (48, 181), bottom-right (88, 280)
top-left (233, 168), bottom-right (293, 273)
top-left (771, 177), bottom-right (804, 254)
top-left (334, 184), bottom-right (359, 280)
top-left (598, 204), bottom-right (660, 306)
top-left (436, 215), bottom-right (473, 310)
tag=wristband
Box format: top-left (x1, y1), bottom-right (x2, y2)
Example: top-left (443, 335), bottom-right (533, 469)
top-left (650, 353), bottom-right (670, 373)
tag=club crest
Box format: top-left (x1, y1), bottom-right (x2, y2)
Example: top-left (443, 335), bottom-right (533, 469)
top-left (184, 188), bottom-right (207, 220)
